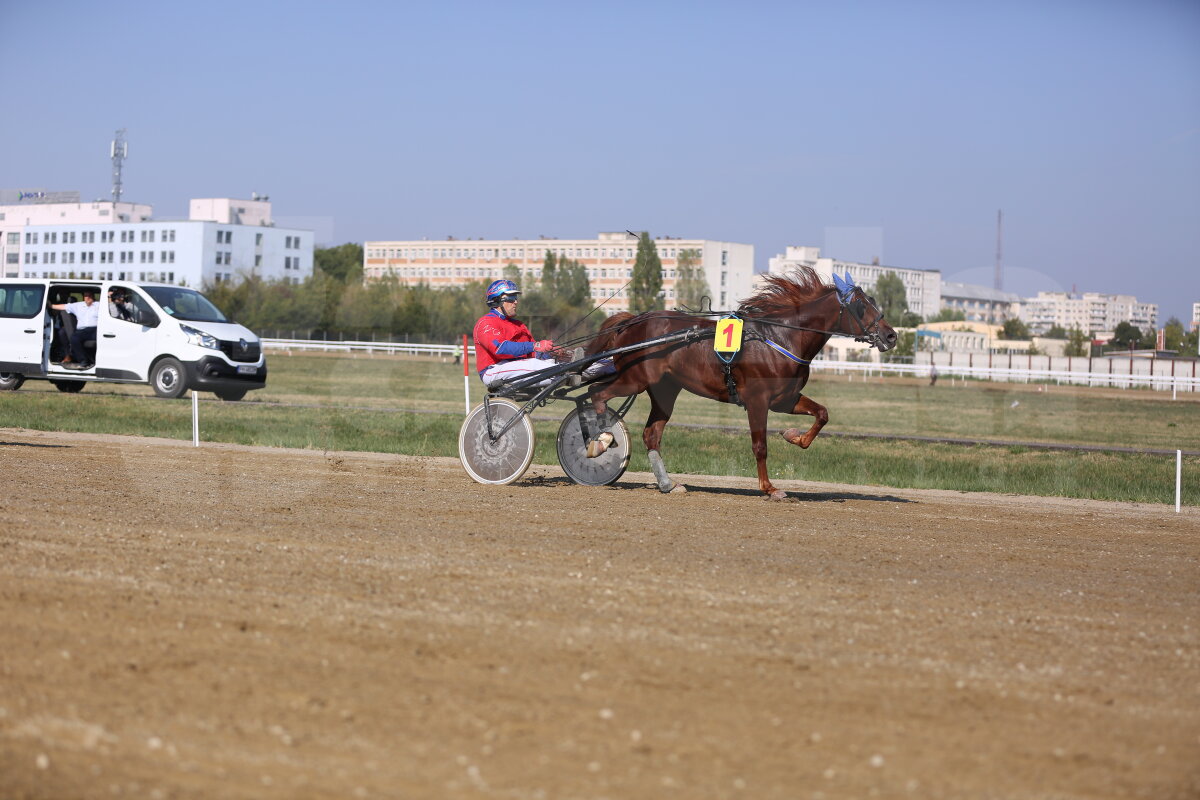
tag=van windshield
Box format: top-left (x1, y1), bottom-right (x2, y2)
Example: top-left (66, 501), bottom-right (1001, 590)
top-left (142, 286), bottom-right (229, 323)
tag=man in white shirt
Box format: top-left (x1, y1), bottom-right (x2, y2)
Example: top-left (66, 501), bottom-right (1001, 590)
top-left (50, 289), bottom-right (101, 369)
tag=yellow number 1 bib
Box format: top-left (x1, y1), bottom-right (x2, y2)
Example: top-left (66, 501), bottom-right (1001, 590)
top-left (714, 316), bottom-right (744, 355)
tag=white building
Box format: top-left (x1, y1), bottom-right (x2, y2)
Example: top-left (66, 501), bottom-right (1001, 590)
top-left (1014, 291), bottom-right (1157, 336)
top-left (767, 246), bottom-right (941, 319)
top-left (363, 232), bottom-right (755, 313)
top-left (939, 282), bottom-right (1022, 324)
top-left (1191, 301), bottom-right (1199, 331)
top-left (1, 190), bottom-right (313, 287)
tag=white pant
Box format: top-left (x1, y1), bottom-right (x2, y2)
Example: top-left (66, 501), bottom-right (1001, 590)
top-left (481, 356), bottom-right (616, 388)
top-left (481, 357), bottom-right (559, 388)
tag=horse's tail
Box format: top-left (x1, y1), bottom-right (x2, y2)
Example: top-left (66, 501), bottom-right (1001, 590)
top-left (586, 312), bottom-right (634, 356)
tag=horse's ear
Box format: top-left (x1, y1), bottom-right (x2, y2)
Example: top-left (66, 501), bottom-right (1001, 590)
top-left (832, 273), bottom-right (848, 294)
top-left (843, 271), bottom-right (856, 288)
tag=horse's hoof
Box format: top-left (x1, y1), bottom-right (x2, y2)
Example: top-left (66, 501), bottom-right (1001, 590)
top-left (586, 432), bottom-right (614, 459)
top-left (780, 429), bottom-right (809, 448)
top-left (764, 490), bottom-right (789, 501)
top-left (669, 483), bottom-right (687, 494)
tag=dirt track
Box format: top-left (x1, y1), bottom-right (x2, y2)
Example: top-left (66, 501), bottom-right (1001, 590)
top-left (1, 428), bottom-right (1197, 799)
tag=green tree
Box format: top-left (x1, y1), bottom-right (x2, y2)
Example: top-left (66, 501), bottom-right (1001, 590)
top-left (674, 248), bottom-right (709, 310)
top-left (314, 243), bottom-right (364, 283)
top-left (999, 317), bottom-right (1031, 340)
top-left (1183, 327), bottom-right (1200, 358)
top-left (1163, 318), bottom-right (1185, 352)
top-left (927, 308), bottom-right (966, 323)
top-left (539, 250), bottom-right (556, 294)
top-left (628, 231), bottom-right (664, 314)
top-left (1065, 327), bottom-right (1090, 357)
top-left (873, 272), bottom-right (908, 324)
top-left (1110, 321), bottom-right (1143, 349)
top-left (1045, 324), bottom-right (1068, 339)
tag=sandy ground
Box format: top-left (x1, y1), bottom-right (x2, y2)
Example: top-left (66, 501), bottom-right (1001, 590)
top-left (0, 428), bottom-right (1197, 799)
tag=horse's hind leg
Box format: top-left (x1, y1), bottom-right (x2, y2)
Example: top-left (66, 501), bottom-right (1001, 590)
top-left (644, 381), bottom-right (682, 493)
top-left (777, 395), bottom-right (829, 449)
top-left (586, 372), bottom-right (647, 458)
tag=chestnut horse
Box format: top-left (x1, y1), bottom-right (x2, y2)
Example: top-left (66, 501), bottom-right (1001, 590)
top-left (584, 267), bottom-right (897, 500)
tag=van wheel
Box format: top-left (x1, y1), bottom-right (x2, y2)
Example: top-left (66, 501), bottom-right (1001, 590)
top-left (151, 357), bottom-right (187, 398)
top-left (0, 372), bottom-right (24, 391)
top-left (51, 379), bottom-right (85, 393)
top-left (215, 389), bottom-right (246, 402)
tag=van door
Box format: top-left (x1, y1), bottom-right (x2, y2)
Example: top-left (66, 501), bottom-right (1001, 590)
top-left (0, 282), bottom-right (48, 373)
top-left (94, 285), bottom-right (160, 381)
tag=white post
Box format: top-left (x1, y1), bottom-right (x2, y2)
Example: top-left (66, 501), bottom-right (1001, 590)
top-left (1177, 450), bottom-right (1182, 513)
top-left (191, 391), bottom-right (200, 447)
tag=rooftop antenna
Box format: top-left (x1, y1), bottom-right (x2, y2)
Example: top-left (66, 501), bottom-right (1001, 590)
top-left (994, 209), bottom-right (1003, 291)
top-left (110, 129), bottom-right (128, 203)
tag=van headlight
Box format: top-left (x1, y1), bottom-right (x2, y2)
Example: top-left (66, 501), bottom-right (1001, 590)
top-left (180, 324), bottom-right (220, 350)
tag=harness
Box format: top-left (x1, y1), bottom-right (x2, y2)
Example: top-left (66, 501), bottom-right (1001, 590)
top-left (707, 291), bottom-right (887, 408)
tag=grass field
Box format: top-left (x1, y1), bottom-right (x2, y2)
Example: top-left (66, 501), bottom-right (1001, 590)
top-left (2, 351), bottom-right (1197, 504)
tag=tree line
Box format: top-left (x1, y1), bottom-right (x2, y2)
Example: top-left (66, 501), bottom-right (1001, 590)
top-left (203, 234), bottom-right (671, 344)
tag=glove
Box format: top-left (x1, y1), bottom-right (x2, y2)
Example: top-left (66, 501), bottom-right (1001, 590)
top-left (533, 340), bottom-right (554, 353)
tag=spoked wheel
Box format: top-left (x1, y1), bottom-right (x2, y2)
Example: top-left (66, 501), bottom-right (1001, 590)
top-left (458, 399), bottom-right (536, 485)
top-left (557, 407), bottom-right (630, 486)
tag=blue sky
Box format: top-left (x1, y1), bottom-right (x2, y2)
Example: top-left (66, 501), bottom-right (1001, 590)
top-left (3, 0), bottom-right (1197, 324)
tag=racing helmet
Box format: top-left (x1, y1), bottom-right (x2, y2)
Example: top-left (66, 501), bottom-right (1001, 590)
top-left (485, 279), bottom-right (521, 307)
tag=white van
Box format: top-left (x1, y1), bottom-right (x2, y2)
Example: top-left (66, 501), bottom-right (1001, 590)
top-left (0, 279), bottom-right (266, 400)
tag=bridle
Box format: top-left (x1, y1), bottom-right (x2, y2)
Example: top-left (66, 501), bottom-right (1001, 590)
top-left (747, 288), bottom-right (891, 352)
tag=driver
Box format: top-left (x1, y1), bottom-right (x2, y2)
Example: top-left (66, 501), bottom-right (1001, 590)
top-left (472, 280), bottom-right (561, 387)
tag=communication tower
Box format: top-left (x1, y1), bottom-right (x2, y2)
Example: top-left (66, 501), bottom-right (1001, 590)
top-left (110, 129), bottom-right (128, 202)
top-left (994, 209), bottom-right (1003, 291)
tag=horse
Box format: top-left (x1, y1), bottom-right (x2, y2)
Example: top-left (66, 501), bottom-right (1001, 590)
top-left (583, 267), bottom-right (897, 500)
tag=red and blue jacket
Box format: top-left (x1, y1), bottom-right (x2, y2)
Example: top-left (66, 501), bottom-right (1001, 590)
top-left (473, 310), bottom-right (539, 375)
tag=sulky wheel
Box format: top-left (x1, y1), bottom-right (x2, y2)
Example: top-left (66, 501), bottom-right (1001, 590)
top-left (556, 407), bottom-right (630, 486)
top-left (458, 399), bottom-right (536, 485)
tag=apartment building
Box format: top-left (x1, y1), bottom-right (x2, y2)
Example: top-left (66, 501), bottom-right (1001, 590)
top-left (1014, 291), bottom-right (1158, 336)
top-left (940, 282), bottom-right (1022, 324)
top-left (363, 232), bottom-right (755, 312)
top-left (0, 190), bottom-right (313, 287)
top-left (766, 246), bottom-right (942, 319)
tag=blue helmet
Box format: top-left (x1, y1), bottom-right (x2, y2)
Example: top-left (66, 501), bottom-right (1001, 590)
top-left (485, 279), bottom-right (521, 307)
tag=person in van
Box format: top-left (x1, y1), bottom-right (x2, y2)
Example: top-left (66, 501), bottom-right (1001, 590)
top-left (108, 288), bottom-right (136, 323)
top-left (50, 289), bottom-right (100, 369)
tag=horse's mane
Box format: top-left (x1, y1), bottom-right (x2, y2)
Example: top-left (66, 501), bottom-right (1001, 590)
top-left (738, 266), bottom-right (833, 316)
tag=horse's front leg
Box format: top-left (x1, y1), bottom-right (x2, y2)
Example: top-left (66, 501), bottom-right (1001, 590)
top-left (777, 395), bottom-right (829, 449)
top-left (746, 399), bottom-right (786, 500)
top-left (643, 381), bottom-right (682, 493)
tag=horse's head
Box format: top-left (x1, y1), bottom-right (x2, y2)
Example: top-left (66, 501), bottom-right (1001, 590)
top-left (832, 273), bottom-right (898, 352)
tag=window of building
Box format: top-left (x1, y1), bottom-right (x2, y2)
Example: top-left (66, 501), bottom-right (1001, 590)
top-left (256, 233), bottom-right (263, 246)
top-left (6, 232), bottom-right (17, 245)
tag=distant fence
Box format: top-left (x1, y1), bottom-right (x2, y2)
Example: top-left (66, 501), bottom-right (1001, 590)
top-left (261, 339), bottom-right (1200, 393)
top-left (263, 338), bottom-right (459, 357)
top-left (817, 353), bottom-right (1200, 392)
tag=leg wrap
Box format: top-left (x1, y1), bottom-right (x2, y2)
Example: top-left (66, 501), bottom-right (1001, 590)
top-left (647, 449), bottom-right (673, 493)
